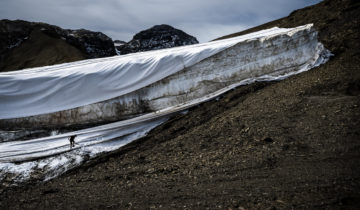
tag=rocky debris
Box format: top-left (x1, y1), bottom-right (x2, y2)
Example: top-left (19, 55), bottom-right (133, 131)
top-left (116, 24), bottom-right (198, 55)
top-left (0, 19), bottom-right (116, 71)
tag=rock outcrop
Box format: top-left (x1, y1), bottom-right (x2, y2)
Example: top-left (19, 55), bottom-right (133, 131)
top-left (116, 24), bottom-right (198, 55)
top-left (63, 29), bottom-right (116, 58)
top-left (0, 19), bottom-right (116, 71)
top-left (113, 40), bottom-right (126, 55)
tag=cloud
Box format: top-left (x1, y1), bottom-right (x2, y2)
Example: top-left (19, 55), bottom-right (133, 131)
top-left (0, 0), bottom-right (321, 42)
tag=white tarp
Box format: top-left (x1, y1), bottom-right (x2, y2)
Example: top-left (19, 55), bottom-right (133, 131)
top-left (0, 24), bottom-right (332, 184)
top-left (0, 25), bottom-right (313, 120)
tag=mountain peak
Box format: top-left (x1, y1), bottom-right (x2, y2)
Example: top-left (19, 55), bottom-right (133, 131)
top-left (116, 24), bottom-right (198, 55)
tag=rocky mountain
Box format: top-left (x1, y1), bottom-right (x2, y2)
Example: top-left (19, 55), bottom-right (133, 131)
top-left (0, 21), bottom-right (199, 71)
top-left (116, 24), bottom-right (198, 55)
top-left (0, 19), bottom-right (116, 71)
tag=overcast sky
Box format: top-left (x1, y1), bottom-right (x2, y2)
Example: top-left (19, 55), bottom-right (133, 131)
top-left (0, 0), bottom-right (321, 43)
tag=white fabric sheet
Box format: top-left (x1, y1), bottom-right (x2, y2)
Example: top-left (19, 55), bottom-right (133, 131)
top-left (0, 25), bottom-right (313, 119)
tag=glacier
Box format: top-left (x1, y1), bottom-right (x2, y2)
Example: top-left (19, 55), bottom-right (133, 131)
top-left (0, 24), bottom-right (331, 184)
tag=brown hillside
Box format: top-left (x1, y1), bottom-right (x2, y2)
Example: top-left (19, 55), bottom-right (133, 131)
top-left (2, 28), bottom-right (86, 71)
top-left (1, 0), bottom-right (359, 209)
top-left (0, 19), bottom-right (116, 72)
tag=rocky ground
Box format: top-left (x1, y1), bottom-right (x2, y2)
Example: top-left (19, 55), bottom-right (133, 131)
top-left (1, 0), bottom-right (360, 209)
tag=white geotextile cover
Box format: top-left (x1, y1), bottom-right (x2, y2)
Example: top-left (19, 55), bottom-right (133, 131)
top-left (0, 25), bottom-right (312, 120)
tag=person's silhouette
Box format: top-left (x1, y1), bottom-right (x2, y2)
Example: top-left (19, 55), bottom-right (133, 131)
top-left (69, 135), bottom-right (77, 148)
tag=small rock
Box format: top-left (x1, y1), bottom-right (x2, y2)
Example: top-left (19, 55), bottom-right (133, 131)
top-left (263, 137), bottom-right (273, 143)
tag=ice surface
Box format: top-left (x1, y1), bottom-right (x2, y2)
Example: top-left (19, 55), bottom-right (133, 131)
top-left (0, 118), bottom-right (167, 184)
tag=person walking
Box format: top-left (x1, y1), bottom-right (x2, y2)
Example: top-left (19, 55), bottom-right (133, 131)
top-left (69, 135), bottom-right (77, 148)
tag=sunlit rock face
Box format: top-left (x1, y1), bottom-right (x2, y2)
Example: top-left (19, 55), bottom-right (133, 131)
top-left (116, 24), bottom-right (199, 55)
top-left (0, 25), bottom-right (330, 134)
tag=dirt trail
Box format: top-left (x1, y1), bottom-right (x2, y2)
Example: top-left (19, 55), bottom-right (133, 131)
top-left (1, 0), bottom-right (360, 209)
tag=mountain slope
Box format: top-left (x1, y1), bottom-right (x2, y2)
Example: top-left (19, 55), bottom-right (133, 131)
top-left (1, 28), bottom-right (86, 71)
top-left (1, 0), bottom-right (359, 209)
top-left (0, 20), bottom-right (116, 72)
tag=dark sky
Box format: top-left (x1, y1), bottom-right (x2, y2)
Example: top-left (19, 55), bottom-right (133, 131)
top-left (0, 0), bottom-right (321, 43)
